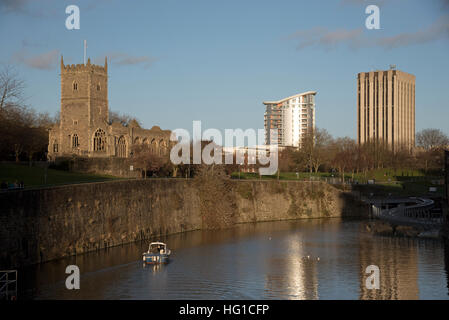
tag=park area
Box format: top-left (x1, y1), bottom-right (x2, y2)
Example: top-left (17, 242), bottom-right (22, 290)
top-left (0, 162), bottom-right (120, 190)
top-left (231, 168), bottom-right (445, 197)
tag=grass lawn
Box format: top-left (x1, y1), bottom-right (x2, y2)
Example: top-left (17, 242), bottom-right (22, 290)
top-left (233, 168), bottom-right (441, 182)
top-left (231, 171), bottom-right (334, 180)
top-left (353, 181), bottom-right (444, 197)
top-left (231, 169), bottom-right (445, 197)
top-left (0, 162), bottom-right (121, 188)
top-left (351, 168), bottom-right (433, 182)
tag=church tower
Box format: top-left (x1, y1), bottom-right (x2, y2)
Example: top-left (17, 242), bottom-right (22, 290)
top-left (59, 56), bottom-right (109, 155)
top-left (48, 54), bottom-right (171, 161)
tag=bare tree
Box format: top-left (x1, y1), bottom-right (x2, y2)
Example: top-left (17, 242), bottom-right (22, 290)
top-left (278, 147), bottom-right (296, 173)
top-left (0, 65), bottom-right (26, 109)
top-left (311, 128), bottom-right (333, 173)
top-left (331, 137), bottom-right (357, 183)
top-left (290, 148), bottom-right (308, 172)
top-left (416, 128), bottom-right (449, 150)
top-left (300, 128), bottom-right (333, 173)
top-left (0, 104), bottom-right (37, 161)
top-left (131, 144), bottom-right (168, 178)
top-left (109, 110), bottom-right (141, 127)
top-left (415, 148), bottom-right (445, 173)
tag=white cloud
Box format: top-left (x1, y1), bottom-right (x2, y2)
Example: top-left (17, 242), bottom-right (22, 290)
top-left (98, 52), bottom-right (157, 69)
top-left (289, 15), bottom-right (449, 51)
top-left (0, 0), bottom-right (30, 13)
top-left (12, 49), bottom-right (59, 70)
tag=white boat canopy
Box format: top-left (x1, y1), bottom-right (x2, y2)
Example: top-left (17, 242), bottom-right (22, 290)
top-left (149, 242), bottom-right (166, 246)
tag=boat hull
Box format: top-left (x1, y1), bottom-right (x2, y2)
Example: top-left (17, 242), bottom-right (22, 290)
top-left (142, 253), bottom-right (170, 264)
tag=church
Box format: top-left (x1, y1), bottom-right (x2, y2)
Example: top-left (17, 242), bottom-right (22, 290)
top-left (48, 56), bottom-right (171, 160)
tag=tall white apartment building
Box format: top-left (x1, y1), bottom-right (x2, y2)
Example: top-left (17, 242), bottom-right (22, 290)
top-left (263, 91), bottom-right (316, 147)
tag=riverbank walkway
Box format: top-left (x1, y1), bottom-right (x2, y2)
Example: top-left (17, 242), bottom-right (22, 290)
top-left (370, 197), bottom-right (444, 230)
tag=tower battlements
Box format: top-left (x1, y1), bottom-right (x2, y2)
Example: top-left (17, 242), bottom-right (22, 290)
top-left (49, 52), bottom-right (171, 161)
top-left (61, 56), bottom-right (107, 74)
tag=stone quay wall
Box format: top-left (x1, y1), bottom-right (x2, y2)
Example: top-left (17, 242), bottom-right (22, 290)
top-left (0, 179), bottom-right (365, 268)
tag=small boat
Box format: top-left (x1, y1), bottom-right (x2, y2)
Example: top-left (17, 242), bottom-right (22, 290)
top-left (142, 242), bottom-right (171, 264)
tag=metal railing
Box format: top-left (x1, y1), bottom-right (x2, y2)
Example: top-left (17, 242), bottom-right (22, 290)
top-left (0, 270), bottom-right (17, 300)
top-left (372, 198), bottom-right (443, 230)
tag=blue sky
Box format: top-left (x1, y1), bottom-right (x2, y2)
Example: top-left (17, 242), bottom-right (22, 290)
top-left (1, 0), bottom-right (448, 139)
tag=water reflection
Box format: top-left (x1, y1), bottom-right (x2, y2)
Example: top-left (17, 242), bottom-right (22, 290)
top-left (359, 236), bottom-right (419, 300)
top-left (143, 263), bottom-right (165, 273)
top-left (264, 232), bottom-right (319, 299)
top-left (19, 219), bottom-right (449, 300)
top-left (265, 252), bottom-right (318, 299)
top-left (445, 242), bottom-right (449, 296)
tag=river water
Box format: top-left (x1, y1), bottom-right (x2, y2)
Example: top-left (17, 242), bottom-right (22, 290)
top-left (21, 218), bottom-right (449, 300)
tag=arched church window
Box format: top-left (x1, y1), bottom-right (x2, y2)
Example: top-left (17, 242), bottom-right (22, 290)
top-left (151, 138), bottom-right (158, 154)
top-left (53, 140), bottom-right (58, 153)
top-left (93, 129), bottom-right (106, 152)
top-left (97, 83), bottom-right (101, 91)
top-left (159, 140), bottom-right (167, 156)
top-left (72, 134), bottom-right (79, 148)
top-left (116, 136), bottom-right (127, 158)
top-left (73, 82), bottom-right (78, 91)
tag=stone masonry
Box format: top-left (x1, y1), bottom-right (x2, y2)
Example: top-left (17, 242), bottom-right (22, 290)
top-left (48, 56), bottom-right (171, 160)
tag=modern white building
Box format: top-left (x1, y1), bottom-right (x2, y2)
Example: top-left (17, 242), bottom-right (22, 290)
top-left (222, 145), bottom-right (285, 173)
top-left (263, 91), bottom-right (316, 147)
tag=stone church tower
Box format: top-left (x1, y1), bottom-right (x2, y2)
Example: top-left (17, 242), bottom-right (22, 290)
top-left (48, 56), bottom-right (171, 160)
top-left (58, 56), bottom-right (109, 156)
